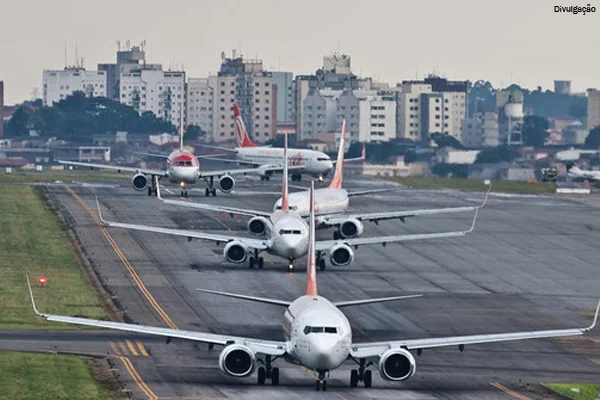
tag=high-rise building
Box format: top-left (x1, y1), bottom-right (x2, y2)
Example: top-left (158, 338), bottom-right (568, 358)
top-left (588, 89), bottom-right (600, 130)
top-left (98, 43), bottom-right (162, 101)
top-left (0, 80), bottom-right (4, 137)
top-left (271, 72), bottom-right (294, 124)
top-left (42, 67), bottom-right (107, 106)
top-left (186, 78), bottom-right (213, 134)
top-left (209, 52), bottom-right (275, 143)
top-left (554, 80), bottom-right (571, 95)
top-left (120, 69), bottom-right (186, 128)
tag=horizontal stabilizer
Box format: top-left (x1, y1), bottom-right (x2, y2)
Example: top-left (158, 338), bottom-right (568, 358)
top-left (334, 294), bottom-right (422, 308)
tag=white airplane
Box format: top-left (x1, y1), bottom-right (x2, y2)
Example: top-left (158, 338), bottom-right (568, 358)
top-left (566, 164), bottom-right (600, 181)
top-left (201, 104), bottom-right (363, 182)
top-left (28, 181), bottom-right (600, 391)
top-left (58, 116), bottom-right (284, 197)
top-left (156, 120), bottom-right (489, 246)
top-left (96, 132), bottom-right (482, 271)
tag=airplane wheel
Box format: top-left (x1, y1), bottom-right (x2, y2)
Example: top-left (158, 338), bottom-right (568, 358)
top-left (257, 367), bottom-right (266, 385)
top-left (249, 257), bottom-right (255, 269)
top-left (271, 367), bottom-right (279, 386)
top-left (180, 190), bottom-right (184, 197)
top-left (212, 189), bottom-right (217, 196)
top-left (260, 176), bottom-right (265, 181)
top-left (258, 257), bottom-right (264, 269)
top-left (318, 259), bottom-right (326, 271)
top-left (350, 369), bottom-right (358, 387)
top-left (205, 188), bottom-right (210, 197)
top-left (364, 370), bottom-right (372, 388)
top-left (322, 380), bottom-right (327, 391)
top-left (184, 190), bottom-right (188, 198)
top-left (266, 176), bottom-right (270, 181)
top-left (147, 187), bottom-right (153, 196)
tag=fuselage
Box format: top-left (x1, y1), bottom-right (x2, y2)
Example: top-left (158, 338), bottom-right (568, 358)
top-left (237, 147), bottom-right (333, 178)
top-left (274, 188), bottom-right (349, 217)
top-left (283, 295), bottom-right (352, 371)
top-left (268, 212), bottom-right (310, 259)
top-left (569, 167), bottom-right (600, 181)
top-left (166, 149), bottom-right (200, 186)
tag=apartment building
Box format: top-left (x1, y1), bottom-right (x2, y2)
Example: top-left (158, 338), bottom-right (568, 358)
top-left (42, 67), bottom-right (107, 106)
top-left (186, 78), bottom-right (213, 134)
top-left (588, 89), bottom-right (600, 130)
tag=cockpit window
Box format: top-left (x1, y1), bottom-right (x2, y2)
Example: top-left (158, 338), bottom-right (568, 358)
top-left (303, 326), bottom-right (338, 335)
top-left (278, 229), bottom-right (302, 235)
top-left (317, 157), bottom-right (330, 161)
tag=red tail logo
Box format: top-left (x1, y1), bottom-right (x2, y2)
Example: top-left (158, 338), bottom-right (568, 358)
top-left (234, 104), bottom-right (257, 148)
top-left (306, 180), bottom-right (317, 297)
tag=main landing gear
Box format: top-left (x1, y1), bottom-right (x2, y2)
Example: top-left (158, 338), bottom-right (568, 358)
top-left (350, 358), bottom-right (373, 388)
top-left (248, 250), bottom-right (264, 269)
top-left (291, 174), bottom-right (302, 182)
top-left (203, 176), bottom-right (217, 197)
top-left (315, 370), bottom-right (329, 391)
top-left (257, 355), bottom-right (280, 386)
top-left (147, 176), bottom-right (158, 196)
top-left (259, 176), bottom-right (271, 181)
top-left (316, 252), bottom-right (326, 271)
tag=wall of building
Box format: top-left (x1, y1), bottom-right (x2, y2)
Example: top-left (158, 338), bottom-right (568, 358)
top-left (271, 72), bottom-right (294, 124)
top-left (588, 89), bottom-right (600, 130)
top-left (43, 68), bottom-right (107, 106)
top-left (358, 97), bottom-right (396, 142)
top-left (186, 78), bottom-right (213, 134)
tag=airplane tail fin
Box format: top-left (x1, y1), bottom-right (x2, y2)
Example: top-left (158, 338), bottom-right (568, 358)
top-left (328, 119), bottom-right (347, 189)
top-left (234, 104), bottom-right (257, 148)
top-left (281, 131), bottom-right (290, 213)
top-left (306, 180), bottom-right (317, 297)
top-left (179, 109), bottom-right (184, 151)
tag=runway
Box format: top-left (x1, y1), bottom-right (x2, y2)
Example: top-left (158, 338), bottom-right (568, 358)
top-left (4, 173), bottom-right (600, 399)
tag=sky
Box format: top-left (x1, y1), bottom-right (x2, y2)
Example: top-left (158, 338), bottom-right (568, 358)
top-left (1, 0), bottom-right (599, 104)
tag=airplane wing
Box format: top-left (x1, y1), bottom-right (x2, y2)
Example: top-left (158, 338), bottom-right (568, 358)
top-left (350, 299), bottom-right (600, 359)
top-left (27, 277), bottom-right (285, 356)
top-left (134, 151), bottom-right (169, 159)
top-left (346, 188), bottom-right (398, 197)
top-left (314, 207), bottom-right (480, 252)
top-left (96, 198), bottom-right (269, 249)
top-left (198, 164), bottom-right (303, 179)
top-left (58, 160), bottom-right (168, 177)
top-left (322, 186), bottom-right (490, 226)
top-left (156, 181), bottom-right (271, 218)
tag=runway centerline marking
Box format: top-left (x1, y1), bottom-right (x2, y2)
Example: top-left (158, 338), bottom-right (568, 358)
top-left (490, 382), bottom-right (533, 400)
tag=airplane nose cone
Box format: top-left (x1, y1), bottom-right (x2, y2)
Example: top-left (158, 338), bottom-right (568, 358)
top-left (310, 338), bottom-right (342, 370)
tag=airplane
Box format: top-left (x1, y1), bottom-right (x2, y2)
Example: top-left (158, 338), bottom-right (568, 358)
top-left (28, 181), bottom-right (600, 391)
top-left (57, 115), bottom-right (286, 197)
top-left (566, 164), bottom-right (600, 182)
top-left (159, 120), bottom-right (489, 241)
top-left (200, 104), bottom-right (364, 183)
top-left (95, 132), bottom-right (483, 271)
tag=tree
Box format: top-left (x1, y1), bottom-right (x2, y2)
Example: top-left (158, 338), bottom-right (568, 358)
top-left (5, 106), bottom-right (31, 136)
top-left (184, 125), bottom-right (205, 141)
top-left (521, 115), bottom-right (549, 147)
top-left (431, 163), bottom-right (469, 178)
top-left (475, 145), bottom-right (520, 163)
top-left (584, 127), bottom-right (600, 149)
top-left (430, 133), bottom-right (463, 149)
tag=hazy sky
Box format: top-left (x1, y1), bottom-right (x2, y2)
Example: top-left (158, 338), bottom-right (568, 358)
top-left (1, 0), bottom-right (598, 104)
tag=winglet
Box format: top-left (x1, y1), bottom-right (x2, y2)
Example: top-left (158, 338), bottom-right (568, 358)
top-left (329, 119), bottom-right (346, 189)
top-left (480, 181), bottom-right (492, 209)
top-left (95, 196), bottom-right (106, 224)
top-left (26, 275), bottom-right (45, 318)
top-left (306, 180), bottom-right (317, 296)
top-left (466, 207), bottom-right (480, 234)
top-left (585, 298), bottom-right (600, 332)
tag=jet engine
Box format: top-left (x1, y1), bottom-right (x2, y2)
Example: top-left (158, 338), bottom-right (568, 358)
top-left (378, 348), bottom-right (416, 381)
top-left (329, 243), bottom-right (354, 266)
top-left (339, 218), bottom-right (364, 238)
top-left (218, 175), bottom-right (235, 193)
top-left (247, 216), bottom-right (272, 236)
top-left (218, 344), bottom-right (256, 377)
top-left (223, 241), bottom-right (248, 263)
top-left (131, 173), bottom-right (148, 191)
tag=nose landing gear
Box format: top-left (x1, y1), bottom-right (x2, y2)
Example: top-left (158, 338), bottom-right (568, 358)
top-left (287, 258), bottom-right (295, 272)
top-left (315, 370), bottom-right (329, 391)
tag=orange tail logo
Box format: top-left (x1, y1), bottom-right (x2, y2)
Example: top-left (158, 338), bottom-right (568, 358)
top-left (306, 180), bottom-right (317, 297)
top-left (234, 104), bottom-right (257, 148)
top-left (328, 119), bottom-right (346, 189)
top-left (281, 131), bottom-right (290, 213)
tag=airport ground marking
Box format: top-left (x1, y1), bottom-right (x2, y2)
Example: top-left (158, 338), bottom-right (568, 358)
top-left (117, 355), bottom-right (158, 400)
top-left (136, 340), bottom-right (149, 356)
top-left (490, 382), bottom-right (534, 400)
top-left (109, 341), bottom-right (122, 356)
top-left (65, 185), bottom-right (179, 329)
top-left (126, 339), bottom-right (139, 356)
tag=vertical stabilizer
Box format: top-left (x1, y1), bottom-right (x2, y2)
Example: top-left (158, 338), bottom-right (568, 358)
top-left (306, 180), bottom-right (317, 297)
top-left (281, 131), bottom-right (290, 213)
top-left (329, 119), bottom-right (347, 189)
top-left (234, 104), bottom-right (258, 148)
top-left (179, 108), bottom-right (184, 151)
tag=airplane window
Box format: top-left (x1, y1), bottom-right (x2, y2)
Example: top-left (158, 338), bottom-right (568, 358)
top-left (185, 161), bottom-right (192, 166)
top-left (317, 157), bottom-right (330, 161)
top-left (304, 326), bottom-right (337, 334)
top-left (292, 230), bottom-right (301, 234)
top-left (310, 327), bottom-right (324, 333)
top-left (303, 326), bottom-right (310, 335)
top-left (324, 327), bottom-right (337, 334)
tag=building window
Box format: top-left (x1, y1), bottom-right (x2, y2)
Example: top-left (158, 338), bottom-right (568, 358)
top-left (265, 82), bottom-right (270, 86)
top-left (265, 91), bottom-right (270, 95)
top-left (255, 82), bottom-right (260, 87)
top-left (221, 82), bottom-right (225, 86)
top-left (255, 99), bottom-right (260, 103)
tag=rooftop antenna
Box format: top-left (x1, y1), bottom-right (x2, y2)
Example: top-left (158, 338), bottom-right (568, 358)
top-left (74, 44), bottom-right (79, 68)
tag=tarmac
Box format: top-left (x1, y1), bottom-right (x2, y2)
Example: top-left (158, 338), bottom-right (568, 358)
top-left (1, 171), bottom-right (599, 399)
